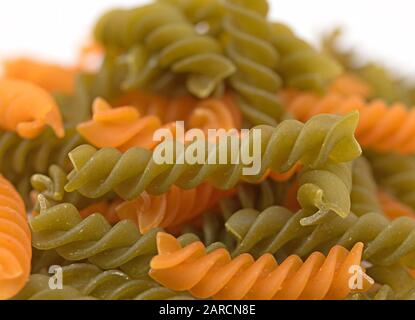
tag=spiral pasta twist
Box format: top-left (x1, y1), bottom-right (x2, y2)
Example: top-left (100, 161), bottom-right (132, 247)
top-left (368, 153), bottom-right (415, 210)
top-left (0, 175), bottom-right (32, 300)
top-left (115, 91), bottom-right (240, 132)
top-left (30, 196), bottom-right (160, 278)
top-left (77, 95), bottom-right (241, 151)
top-left (77, 98), bottom-right (178, 151)
top-left (350, 157), bottom-right (382, 216)
top-left (0, 79), bottom-right (64, 139)
top-left (64, 112), bottom-right (361, 200)
top-left (0, 128), bottom-right (84, 203)
top-left (281, 90), bottom-right (415, 154)
top-left (188, 95), bottom-right (242, 132)
top-left (271, 23), bottom-right (342, 93)
top-left (149, 232), bottom-right (370, 300)
top-left (94, 3), bottom-right (235, 98)
top-left (30, 165), bottom-right (113, 218)
top-left (3, 58), bottom-right (77, 94)
top-left (222, 0), bottom-right (284, 126)
top-left (116, 184), bottom-right (231, 234)
top-left (114, 91), bottom-right (197, 123)
top-left (14, 263), bottom-right (193, 300)
top-left (226, 206), bottom-right (415, 267)
top-left (32, 165), bottom-right (231, 233)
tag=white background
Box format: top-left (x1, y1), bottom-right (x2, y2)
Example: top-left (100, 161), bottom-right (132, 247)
top-left (0, 0), bottom-right (413, 79)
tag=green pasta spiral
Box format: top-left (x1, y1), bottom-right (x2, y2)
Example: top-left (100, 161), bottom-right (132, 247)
top-left (365, 265), bottom-right (415, 300)
top-left (367, 152), bottom-right (415, 210)
top-left (159, 0), bottom-right (224, 36)
top-left (64, 112), bottom-right (361, 200)
top-left (271, 22), bottom-right (342, 92)
top-left (225, 207), bottom-right (415, 267)
top-left (31, 165), bottom-right (113, 213)
top-left (297, 161), bottom-right (353, 225)
top-left (94, 3), bottom-right (235, 98)
top-left (350, 157), bottom-right (383, 216)
top-left (14, 264), bottom-right (193, 300)
top-left (30, 196), bottom-right (160, 278)
top-left (222, 0), bottom-right (284, 126)
top-left (0, 127), bottom-right (83, 202)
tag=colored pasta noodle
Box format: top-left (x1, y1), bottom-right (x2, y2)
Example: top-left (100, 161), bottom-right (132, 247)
top-left (30, 165), bottom-right (114, 218)
top-left (94, 3), bottom-right (236, 98)
top-left (281, 89), bottom-right (415, 154)
top-left (0, 79), bottom-right (64, 139)
top-left (368, 152), bottom-right (415, 210)
top-left (271, 23), bottom-right (342, 93)
top-left (30, 195), bottom-right (160, 278)
top-left (149, 232), bottom-right (371, 300)
top-left (0, 128), bottom-right (83, 203)
top-left (350, 157), bottom-right (383, 216)
top-left (116, 184), bottom-right (231, 234)
top-left (64, 112), bottom-right (361, 199)
top-left (77, 97), bottom-right (178, 151)
top-left (15, 263), bottom-right (194, 300)
top-left (222, 0), bottom-right (284, 126)
top-left (225, 206), bottom-right (415, 267)
top-left (297, 161), bottom-right (353, 225)
top-left (0, 175), bottom-right (32, 300)
top-left (329, 73), bottom-right (371, 98)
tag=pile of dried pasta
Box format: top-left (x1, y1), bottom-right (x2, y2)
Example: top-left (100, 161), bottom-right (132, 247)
top-left (1, 0), bottom-right (415, 300)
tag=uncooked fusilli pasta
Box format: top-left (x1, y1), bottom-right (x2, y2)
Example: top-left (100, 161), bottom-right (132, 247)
top-left (149, 232), bottom-right (371, 299)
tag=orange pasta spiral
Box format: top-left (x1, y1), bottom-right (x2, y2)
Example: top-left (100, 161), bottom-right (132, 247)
top-left (188, 95), bottom-right (242, 132)
top-left (113, 91), bottom-right (197, 123)
top-left (329, 73), bottom-right (371, 98)
top-left (150, 232), bottom-right (371, 300)
top-left (3, 58), bottom-right (77, 94)
top-left (78, 94), bottom-right (242, 151)
top-left (0, 79), bottom-right (64, 139)
top-left (79, 200), bottom-right (121, 225)
top-left (77, 98), bottom-right (177, 151)
top-left (116, 184), bottom-right (231, 234)
top-left (378, 190), bottom-right (415, 220)
top-left (0, 175), bottom-right (31, 299)
top-left (281, 90), bottom-right (415, 154)
top-left (114, 91), bottom-right (241, 130)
